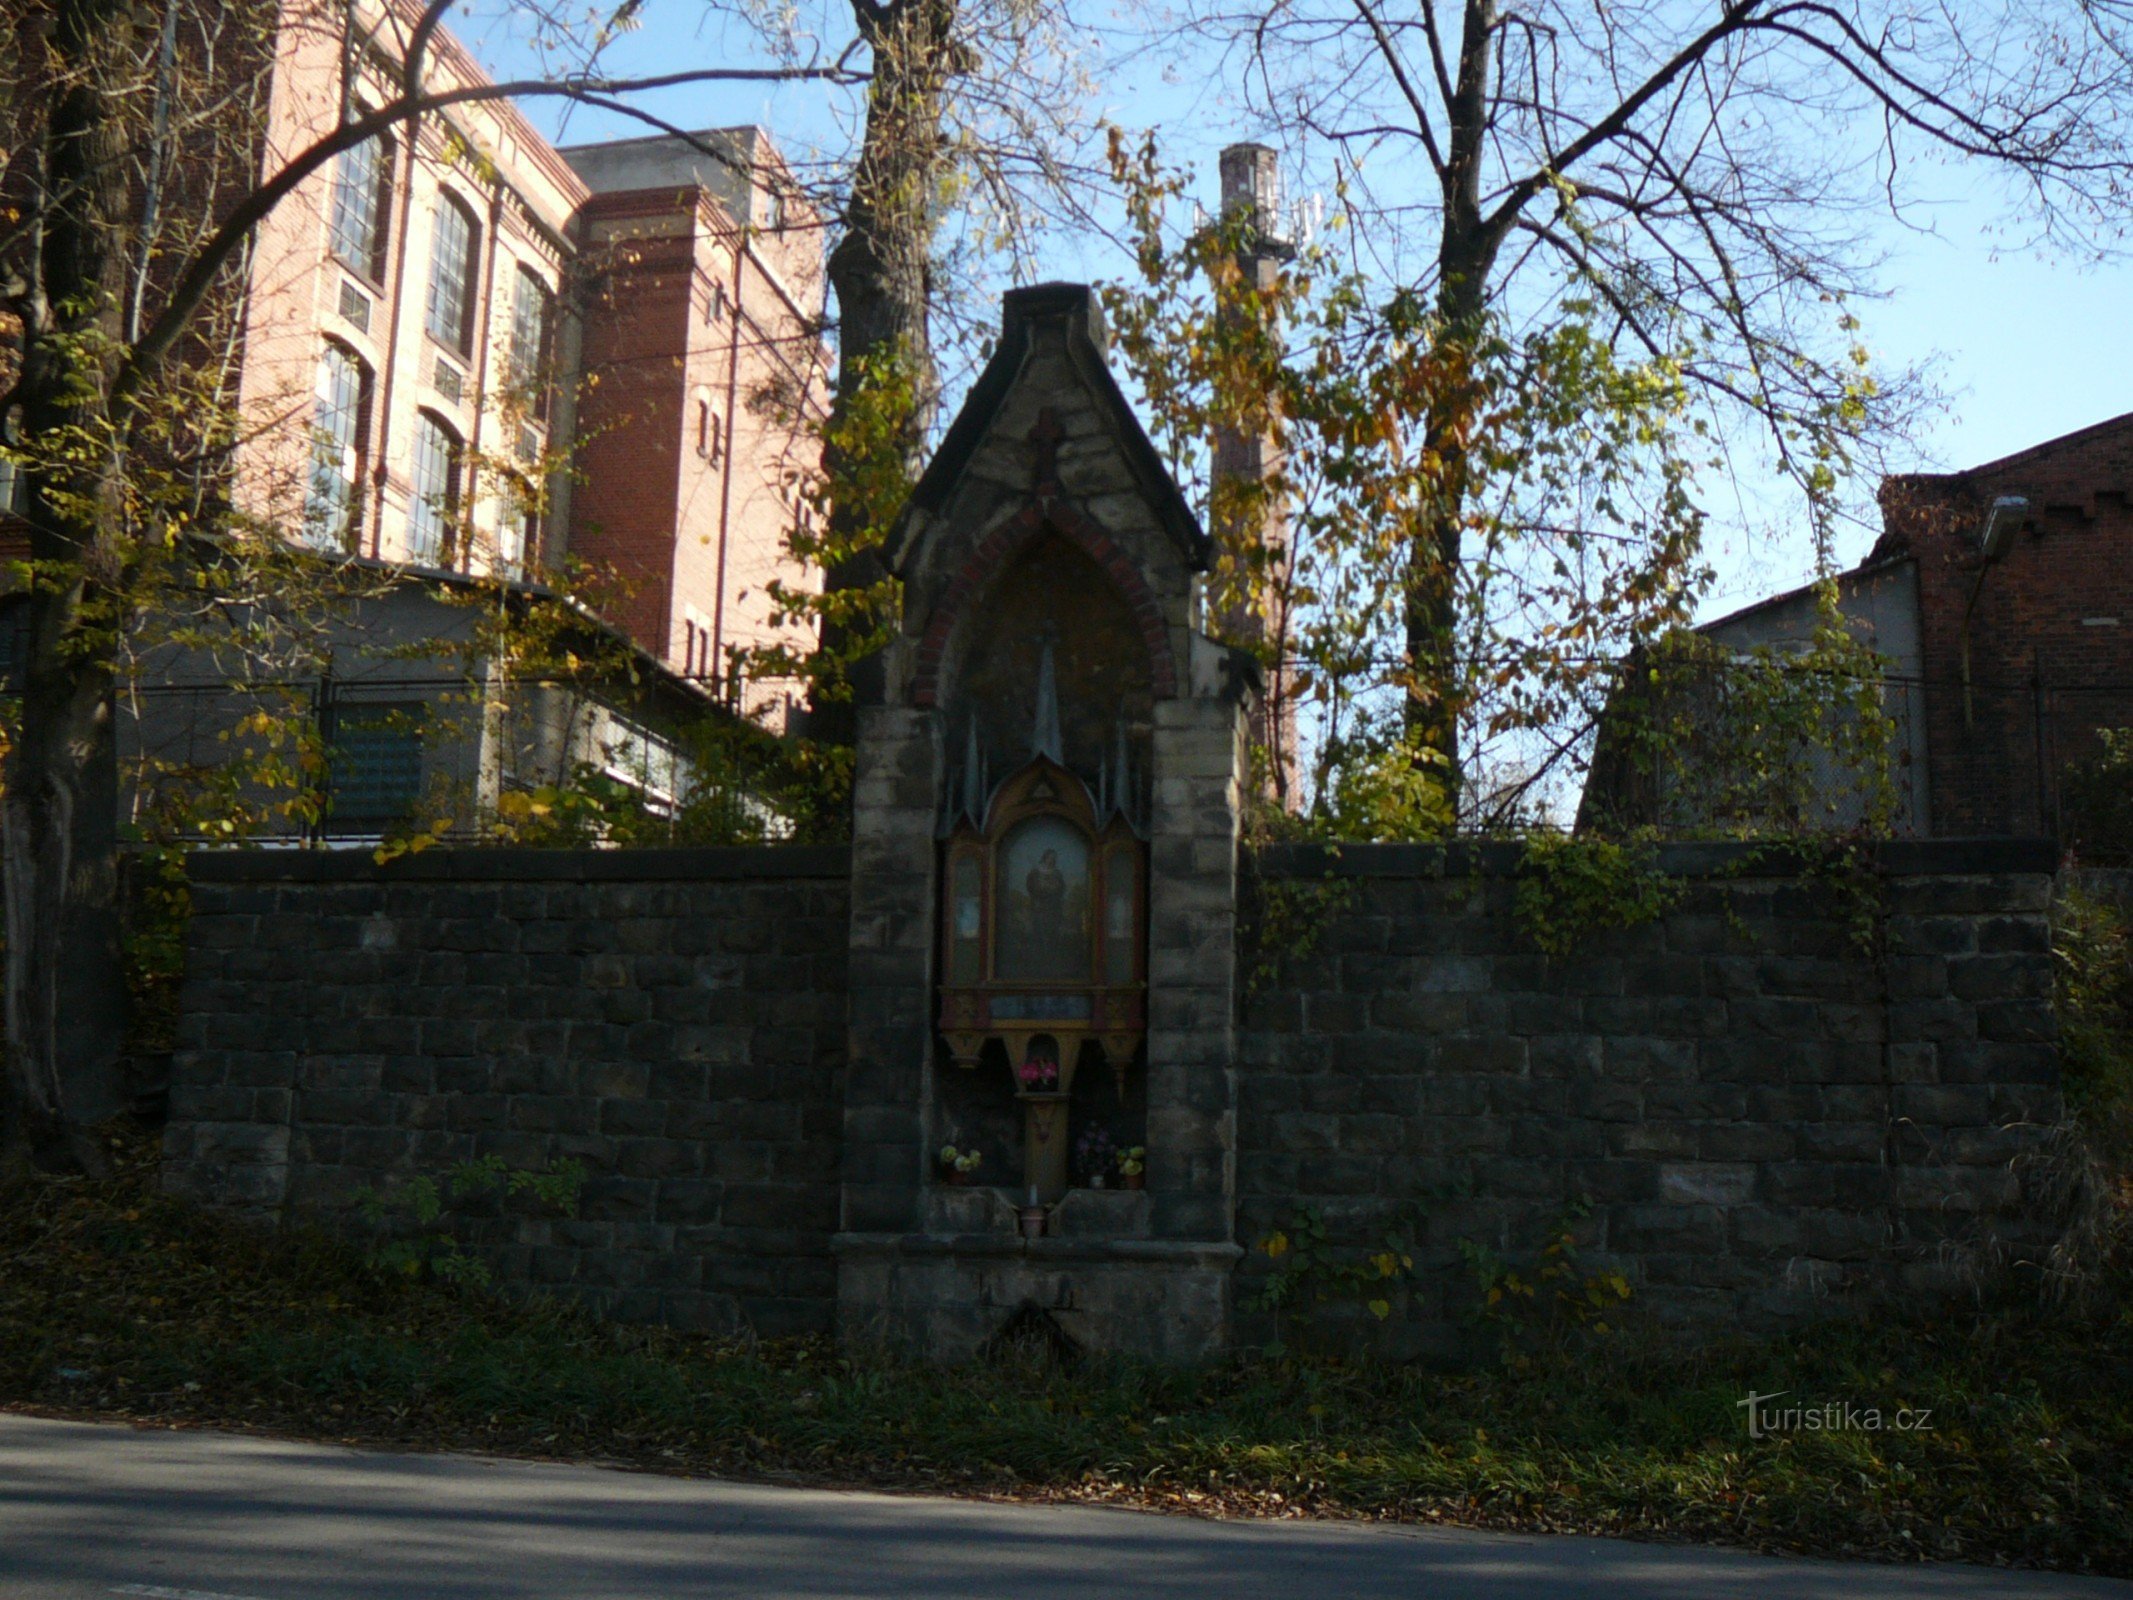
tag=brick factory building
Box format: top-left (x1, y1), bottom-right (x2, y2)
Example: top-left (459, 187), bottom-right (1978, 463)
top-left (1588, 415), bottom-right (2133, 840)
top-left (1871, 416), bottom-right (2133, 837)
top-left (231, 0), bottom-right (827, 700)
top-left (3, 0), bottom-right (831, 837)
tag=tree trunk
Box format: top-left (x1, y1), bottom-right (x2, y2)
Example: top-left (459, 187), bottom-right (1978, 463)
top-left (1, 0), bottom-right (136, 1177)
top-left (1402, 0), bottom-right (1499, 803)
top-left (1407, 263), bottom-right (1489, 802)
top-left (810, 0), bottom-right (959, 742)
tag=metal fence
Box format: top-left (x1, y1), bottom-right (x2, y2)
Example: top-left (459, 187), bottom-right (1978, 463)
top-left (83, 661), bottom-right (2133, 852)
top-left (1578, 660), bottom-right (2133, 845)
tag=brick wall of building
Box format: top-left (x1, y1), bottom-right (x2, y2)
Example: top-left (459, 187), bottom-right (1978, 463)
top-left (1236, 840), bottom-right (2065, 1357)
top-left (163, 846), bottom-right (849, 1337)
top-left (223, 6), bottom-right (827, 689)
top-left (1877, 417), bottom-right (2133, 835)
top-left (563, 138), bottom-right (826, 706)
top-left (566, 201), bottom-right (693, 655)
top-left (235, 0), bottom-right (589, 572)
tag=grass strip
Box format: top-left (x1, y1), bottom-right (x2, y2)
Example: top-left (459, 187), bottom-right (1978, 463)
top-left (3, 1143), bottom-right (2129, 1576)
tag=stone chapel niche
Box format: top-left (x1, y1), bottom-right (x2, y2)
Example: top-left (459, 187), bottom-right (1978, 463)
top-left (934, 532), bottom-right (1153, 1202)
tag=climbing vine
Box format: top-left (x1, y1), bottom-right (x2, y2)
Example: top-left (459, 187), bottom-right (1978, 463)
top-left (1249, 1205), bottom-right (1420, 1354)
top-left (1514, 833), bottom-right (1679, 960)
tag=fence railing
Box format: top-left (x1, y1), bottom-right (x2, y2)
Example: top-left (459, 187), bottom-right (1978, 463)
top-left (74, 661), bottom-right (2133, 854)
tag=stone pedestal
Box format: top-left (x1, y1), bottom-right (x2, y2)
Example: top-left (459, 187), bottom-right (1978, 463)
top-left (834, 1232), bottom-right (1243, 1364)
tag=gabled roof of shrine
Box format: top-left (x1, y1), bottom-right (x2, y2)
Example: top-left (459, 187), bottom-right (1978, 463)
top-left (888, 283), bottom-right (1211, 573)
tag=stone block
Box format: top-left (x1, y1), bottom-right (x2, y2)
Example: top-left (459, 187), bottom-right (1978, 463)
top-left (1339, 1113), bottom-right (1411, 1155)
top-left (1975, 999), bottom-right (2057, 1043)
top-left (1488, 1076), bottom-right (1567, 1118)
top-left (1758, 1162), bottom-right (1839, 1206)
top-left (1552, 957), bottom-right (1624, 997)
top-left (1609, 1203), bottom-right (1725, 1253)
top-left (1569, 1079), bottom-right (1642, 1121)
top-left (1946, 1125), bottom-right (2035, 1167)
top-left (1567, 1158), bottom-right (1657, 1204)
top-left (1406, 955), bottom-right (1489, 994)
top-left (1947, 956), bottom-right (2052, 1003)
top-left (1370, 992), bottom-right (1468, 1033)
top-left (1619, 956), bottom-right (1707, 998)
top-left (1885, 914), bottom-right (1979, 955)
top-left (1527, 1034), bottom-right (1601, 1078)
top-left (1487, 993), bottom-right (1589, 1034)
top-left (1418, 1075), bottom-right (1489, 1118)
top-left (188, 1121), bottom-right (290, 1167)
top-left (1299, 1075), bottom-right (1362, 1114)
top-left (1988, 1082), bottom-right (2062, 1124)
top-left (1602, 1037), bottom-right (1696, 1083)
top-left (1506, 1118), bottom-right (1604, 1160)
top-left (1304, 992), bottom-right (1370, 1033)
top-left (1645, 1082), bottom-right (1749, 1120)
top-left (1888, 998), bottom-right (1976, 1043)
top-left (1796, 1122), bottom-right (1881, 1162)
top-left (1891, 1083), bottom-right (1993, 1127)
top-left (1811, 1086), bottom-right (1882, 1123)
top-left (1886, 874), bottom-right (2048, 916)
top-left (1977, 914), bottom-right (2051, 953)
top-left (600, 1098), bottom-right (668, 1137)
top-left (1698, 1123), bottom-right (1795, 1162)
top-left (1883, 956), bottom-right (1948, 1001)
top-left (1936, 1041), bottom-right (2058, 1086)
top-left (1658, 1162), bottom-right (1755, 1206)
top-left (1435, 1035), bottom-right (1528, 1076)
top-left (616, 1138), bottom-right (705, 1180)
top-left (1728, 996), bottom-right (1826, 1038)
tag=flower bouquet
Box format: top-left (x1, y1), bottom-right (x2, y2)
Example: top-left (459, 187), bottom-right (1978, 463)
top-left (1076, 1123), bottom-right (1116, 1187)
top-left (1015, 1055), bottom-right (1060, 1093)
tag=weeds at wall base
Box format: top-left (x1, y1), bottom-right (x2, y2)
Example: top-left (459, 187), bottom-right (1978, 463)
top-left (2042, 881), bottom-right (2133, 1301)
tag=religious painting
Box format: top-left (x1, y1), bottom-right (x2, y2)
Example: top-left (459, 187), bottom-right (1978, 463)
top-left (994, 816), bottom-right (1091, 982)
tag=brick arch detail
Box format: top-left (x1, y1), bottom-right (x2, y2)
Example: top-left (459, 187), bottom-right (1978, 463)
top-left (911, 500), bottom-right (1178, 707)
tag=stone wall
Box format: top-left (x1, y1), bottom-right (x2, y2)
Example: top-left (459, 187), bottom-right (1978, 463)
top-left (162, 836), bottom-right (2069, 1357)
top-left (1237, 839), bottom-right (2066, 1357)
top-left (163, 846), bottom-right (848, 1337)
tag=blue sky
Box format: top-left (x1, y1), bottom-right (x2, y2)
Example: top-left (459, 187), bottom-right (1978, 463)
top-left (452, 0), bottom-right (2133, 622)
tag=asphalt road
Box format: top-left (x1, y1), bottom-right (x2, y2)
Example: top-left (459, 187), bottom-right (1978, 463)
top-left (2, 1412), bottom-right (2127, 1599)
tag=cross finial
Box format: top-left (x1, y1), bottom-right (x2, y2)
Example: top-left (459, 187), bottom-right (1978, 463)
top-left (1028, 407), bottom-right (1065, 495)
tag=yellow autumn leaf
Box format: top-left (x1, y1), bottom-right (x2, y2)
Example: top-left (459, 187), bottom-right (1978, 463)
top-left (1368, 1299), bottom-right (1391, 1320)
top-left (1264, 1232), bottom-right (1289, 1259)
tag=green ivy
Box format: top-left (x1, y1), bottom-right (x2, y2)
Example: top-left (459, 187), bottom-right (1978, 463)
top-left (2056, 885), bottom-right (2133, 1124)
top-left (2063, 729), bottom-right (2133, 867)
top-left (1248, 1205), bottom-right (1420, 1355)
top-left (1457, 1200), bottom-right (1635, 1365)
top-left (1514, 833), bottom-right (1679, 959)
top-left (353, 1156), bottom-right (585, 1287)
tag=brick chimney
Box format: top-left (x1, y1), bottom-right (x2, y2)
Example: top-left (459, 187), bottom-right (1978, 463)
top-left (1209, 142), bottom-right (1298, 800)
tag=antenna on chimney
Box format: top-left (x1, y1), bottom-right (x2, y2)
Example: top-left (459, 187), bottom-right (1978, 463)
top-left (1290, 194), bottom-right (1323, 249)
